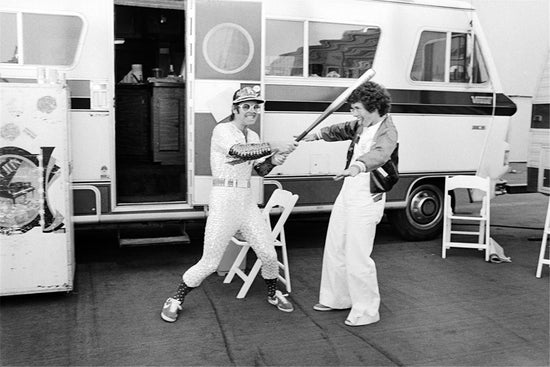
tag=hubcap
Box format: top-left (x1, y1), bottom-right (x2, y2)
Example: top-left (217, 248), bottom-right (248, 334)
top-left (409, 188), bottom-right (441, 226)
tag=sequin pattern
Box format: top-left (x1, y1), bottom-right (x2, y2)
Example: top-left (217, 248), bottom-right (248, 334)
top-left (182, 123), bottom-right (278, 287)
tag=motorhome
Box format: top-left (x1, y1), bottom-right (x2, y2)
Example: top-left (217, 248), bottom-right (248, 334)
top-left (527, 53), bottom-right (549, 195)
top-left (0, 0), bottom-right (516, 241)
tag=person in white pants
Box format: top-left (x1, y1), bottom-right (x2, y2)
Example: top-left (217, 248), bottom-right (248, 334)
top-left (160, 86), bottom-right (298, 323)
top-left (302, 81), bottom-right (398, 326)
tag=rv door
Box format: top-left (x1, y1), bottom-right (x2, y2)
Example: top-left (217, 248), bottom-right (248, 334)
top-left (189, 0), bottom-right (264, 205)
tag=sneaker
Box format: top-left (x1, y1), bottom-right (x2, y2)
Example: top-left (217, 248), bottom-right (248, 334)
top-left (267, 290), bottom-right (294, 313)
top-left (161, 297), bottom-right (182, 323)
top-left (313, 303), bottom-right (333, 312)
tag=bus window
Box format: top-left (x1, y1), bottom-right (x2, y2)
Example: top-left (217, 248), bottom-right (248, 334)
top-left (411, 31), bottom-right (446, 82)
top-left (0, 12), bottom-right (83, 66)
top-left (0, 13), bottom-right (18, 63)
top-left (472, 37), bottom-right (489, 84)
top-left (23, 13), bottom-right (82, 66)
top-left (309, 23), bottom-right (380, 78)
top-left (265, 19), bottom-right (380, 79)
top-left (265, 20), bottom-right (304, 76)
top-left (450, 33), bottom-right (468, 82)
top-left (411, 30), bottom-right (489, 84)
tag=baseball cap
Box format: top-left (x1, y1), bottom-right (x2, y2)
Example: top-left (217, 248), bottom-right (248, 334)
top-left (232, 86), bottom-right (265, 104)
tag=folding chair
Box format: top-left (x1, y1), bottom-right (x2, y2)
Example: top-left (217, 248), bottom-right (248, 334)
top-left (223, 188), bottom-right (299, 298)
top-left (536, 198), bottom-right (550, 278)
top-left (442, 175), bottom-right (491, 261)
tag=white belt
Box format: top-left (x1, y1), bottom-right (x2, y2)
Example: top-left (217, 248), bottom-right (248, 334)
top-left (212, 178), bottom-right (251, 188)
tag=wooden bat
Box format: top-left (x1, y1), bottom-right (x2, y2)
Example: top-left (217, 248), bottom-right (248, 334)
top-left (294, 68), bottom-right (376, 142)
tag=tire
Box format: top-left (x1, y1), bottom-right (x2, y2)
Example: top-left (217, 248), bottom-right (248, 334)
top-left (387, 183), bottom-right (444, 241)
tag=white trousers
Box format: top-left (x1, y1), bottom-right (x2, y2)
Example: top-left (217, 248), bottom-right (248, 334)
top-left (183, 186), bottom-right (278, 287)
top-left (319, 174), bottom-right (385, 325)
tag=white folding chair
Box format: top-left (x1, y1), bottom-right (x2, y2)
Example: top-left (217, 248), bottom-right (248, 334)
top-left (536, 198), bottom-right (550, 278)
top-left (223, 189), bottom-right (299, 299)
top-left (442, 175), bottom-right (491, 261)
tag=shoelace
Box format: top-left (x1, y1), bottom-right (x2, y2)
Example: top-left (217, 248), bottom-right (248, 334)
top-left (166, 299), bottom-right (182, 311)
top-left (274, 290), bottom-right (290, 305)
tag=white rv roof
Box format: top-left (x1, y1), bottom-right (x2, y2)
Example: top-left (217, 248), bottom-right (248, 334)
top-left (364, 0), bottom-right (474, 10)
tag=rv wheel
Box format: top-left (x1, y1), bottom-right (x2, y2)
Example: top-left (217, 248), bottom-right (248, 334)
top-left (387, 183), bottom-right (444, 241)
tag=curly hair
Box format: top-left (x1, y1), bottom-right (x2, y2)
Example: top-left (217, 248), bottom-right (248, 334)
top-left (347, 81), bottom-right (391, 116)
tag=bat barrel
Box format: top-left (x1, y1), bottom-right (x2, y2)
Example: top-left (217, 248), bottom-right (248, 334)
top-left (294, 69), bottom-right (376, 142)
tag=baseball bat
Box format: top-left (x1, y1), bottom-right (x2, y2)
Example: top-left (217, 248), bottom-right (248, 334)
top-left (294, 68), bottom-right (376, 142)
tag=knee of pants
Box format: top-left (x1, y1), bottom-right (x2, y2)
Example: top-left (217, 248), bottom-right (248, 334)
top-left (183, 261), bottom-right (218, 285)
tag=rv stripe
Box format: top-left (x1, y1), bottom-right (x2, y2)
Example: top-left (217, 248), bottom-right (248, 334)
top-left (264, 87), bottom-right (516, 116)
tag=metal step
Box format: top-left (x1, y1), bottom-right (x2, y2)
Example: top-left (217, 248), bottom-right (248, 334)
top-left (117, 222), bottom-right (190, 247)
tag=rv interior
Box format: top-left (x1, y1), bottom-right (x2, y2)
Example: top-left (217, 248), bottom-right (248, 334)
top-left (113, 3), bottom-right (186, 205)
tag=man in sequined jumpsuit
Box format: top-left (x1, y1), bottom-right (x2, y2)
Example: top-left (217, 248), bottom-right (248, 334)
top-left (161, 87), bottom-right (298, 323)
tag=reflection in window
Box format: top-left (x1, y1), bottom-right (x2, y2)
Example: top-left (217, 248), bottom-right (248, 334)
top-left (411, 31), bottom-right (446, 82)
top-left (265, 20), bottom-right (380, 79)
top-left (265, 20), bottom-right (303, 76)
top-left (411, 30), bottom-right (489, 84)
top-left (23, 13), bottom-right (82, 65)
top-left (309, 23), bottom-right (379, 78)
top-left (450, 33), bottom-right (468, 82)
top-left (0, 13), bottom-right (18, 63)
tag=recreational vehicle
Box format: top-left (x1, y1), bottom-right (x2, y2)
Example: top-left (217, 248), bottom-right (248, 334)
top-left (0, 0), bottom-right (516, 241)
top-left (527, 53), bottom-right (550, 195)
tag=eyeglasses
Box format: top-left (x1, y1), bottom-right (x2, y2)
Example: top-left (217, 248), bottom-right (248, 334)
top-left (239, 103), bottom-right (262, 112)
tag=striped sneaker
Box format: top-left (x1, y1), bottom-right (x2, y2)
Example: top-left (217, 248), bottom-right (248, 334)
top-left (267, 290), bottom-right (294, 313)
top-left (161, 297), bottom-right (182, 323)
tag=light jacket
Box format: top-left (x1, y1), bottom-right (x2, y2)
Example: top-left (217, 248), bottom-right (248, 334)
top-left (318, 114), bottom-right (398, 181)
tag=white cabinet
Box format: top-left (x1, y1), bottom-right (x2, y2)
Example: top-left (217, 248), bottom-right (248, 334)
top-left (0, 83), bottom-right (74, 296)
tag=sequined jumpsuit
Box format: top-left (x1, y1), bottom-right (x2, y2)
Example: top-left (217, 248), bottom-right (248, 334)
top-left (182, 122), bottom-right (278, 287)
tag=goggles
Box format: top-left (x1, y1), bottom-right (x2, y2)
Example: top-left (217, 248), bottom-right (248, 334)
top-left (238, 103), bottom-right (262, 112)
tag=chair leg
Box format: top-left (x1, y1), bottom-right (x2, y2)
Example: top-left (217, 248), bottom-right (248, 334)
top-left (279, 246), bottom-right (291, 293)
top-left (223, 245), bottom-right (250, 284)
top-left (484, 224), bottom-right (490, 262)
top-left (236, 259), bottom-right (262, 299)
top-left (536, 232), bottom-right (548, 278)
top-left (478, 221), bottom-right (484, 244)
top-left (442, 217), bottom-right (449, 259)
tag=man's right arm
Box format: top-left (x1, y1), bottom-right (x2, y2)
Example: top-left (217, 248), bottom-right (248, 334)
top-left (302, 120), bottom-right (358, 142)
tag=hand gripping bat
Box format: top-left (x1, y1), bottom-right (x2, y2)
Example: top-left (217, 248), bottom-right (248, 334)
top-left (294, 68), bottom-right (376, 142)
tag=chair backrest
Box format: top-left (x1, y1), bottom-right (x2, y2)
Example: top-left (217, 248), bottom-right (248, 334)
top-left (444, 175), bottom-right (491, 216)
top-left (445, 175), bottom-right (491, 192)
top-left (262, 189), bottom-right (299, 240)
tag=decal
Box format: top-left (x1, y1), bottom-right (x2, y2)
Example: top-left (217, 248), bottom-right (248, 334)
top-left (37, 96), bottom-right (57, 114)
top-left (0, 146), bottom-right (64, 236)
top-left (0, 123), bottom-right (20, 141)
top-left (0, 147), bottom-right (41, 235)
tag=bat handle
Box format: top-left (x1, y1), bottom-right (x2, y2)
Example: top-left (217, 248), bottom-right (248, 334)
top-left (294, 130), bottom-right (308, 142)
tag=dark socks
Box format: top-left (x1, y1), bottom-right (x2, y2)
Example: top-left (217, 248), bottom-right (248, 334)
top-left (265, 278), bottom-right (277, 297)
top-left (173, 281), bottom-right (194, 303)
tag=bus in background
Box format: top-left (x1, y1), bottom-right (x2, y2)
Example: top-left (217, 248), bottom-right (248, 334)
top-left (527, 53), bottom-right (550, 195)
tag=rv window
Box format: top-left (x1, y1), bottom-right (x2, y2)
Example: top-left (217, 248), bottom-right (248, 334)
top-left (0, 13), bottom-right (18, 63)
top-left (23, 14), bottom-right (83, 66)
top-left (472, 37), bottom-right (489, 84)
top-left (265, 20), bottom-right (304, 76)
top-left (265, 20), bottom-right (379, 79)
top-left (450, 33), bottom-right (468, 82)
top-left (309, 23), bottom-right (379, 78)
top-left (0, 12), bottom-right (83, 66)
top-left (411, 31), bottom-right (446, 82)
top-left (411, 31), bottom-right (488, 84)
